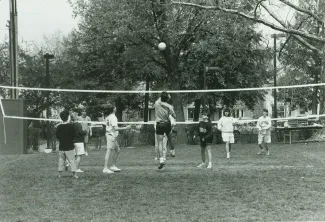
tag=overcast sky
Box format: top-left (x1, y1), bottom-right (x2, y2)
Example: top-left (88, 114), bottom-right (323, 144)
top-left (0, 0), bottom-right (294, 47)
top-left (0, 0), bottom-right (78, 45)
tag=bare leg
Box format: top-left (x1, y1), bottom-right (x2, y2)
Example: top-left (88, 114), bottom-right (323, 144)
top-left (157, 135), bottom-right (164, 160)
top-left (206, 145), bottom-right (212, 163)
top-left (163, 135), bottom-right (167, 158)
top-left (155, 134), bottom-right (159, 159)
top-left (84, 142), bottom-right (88, 155)
top-left (226, 142), bottom-right (231, 158)
top-left (112, 146), bottom-right (120, 166)
top-left (201, 146), bottom-right (206, 163)
top-left (75, 155), bottom-right (81, 169)
top-left (167, 133), bottom-right (175, 150)
top-left (104, 149), bottom-right (112, 169)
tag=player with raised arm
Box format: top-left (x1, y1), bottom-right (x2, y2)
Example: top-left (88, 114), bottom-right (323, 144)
top-left (155, 91), bottom-right (176, 170)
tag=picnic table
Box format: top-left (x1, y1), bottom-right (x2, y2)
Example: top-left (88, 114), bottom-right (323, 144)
top-left (275, 125), bottom-right (323, 144)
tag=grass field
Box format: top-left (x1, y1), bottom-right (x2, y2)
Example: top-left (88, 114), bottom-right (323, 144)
top-left (1, 142), bottom-right (325, 221)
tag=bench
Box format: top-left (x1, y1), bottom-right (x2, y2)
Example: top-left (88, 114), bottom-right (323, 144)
top-left (287, 118), bottom-right (308, 127)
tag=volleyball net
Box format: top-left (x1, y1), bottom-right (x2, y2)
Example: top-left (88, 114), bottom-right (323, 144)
top-left (1, 83), bottom-right (325, 146)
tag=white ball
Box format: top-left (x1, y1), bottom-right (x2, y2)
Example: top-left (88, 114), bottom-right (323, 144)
top-left (158, 42), bottom-right (166, 51)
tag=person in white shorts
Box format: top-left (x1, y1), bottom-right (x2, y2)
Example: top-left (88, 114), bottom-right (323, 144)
top-left (103, 105), bottom-right (131, 174)
top-left (71, 111), bottom-right (87, 173)
top-left (257, 109), bottom-right (272, 155)
top-left (218, 108), bottom-right (237, 159)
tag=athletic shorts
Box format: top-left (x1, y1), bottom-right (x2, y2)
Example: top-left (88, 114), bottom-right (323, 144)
top-left (200, 140), bottom-right (212, 148)
top-left (74, 143), bottom-right (85, 156)
top-left (258, 133), bottom-right (271, 144)
top-left (222, 132), bottom-right (234, 143)
top-left (156, 122), bottom-right (171, 136)
top-left (106, 134), bottom-right (119, 150)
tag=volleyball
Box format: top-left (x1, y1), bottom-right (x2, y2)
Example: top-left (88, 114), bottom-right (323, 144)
top-left (158, 42), bottom-right (166, 51)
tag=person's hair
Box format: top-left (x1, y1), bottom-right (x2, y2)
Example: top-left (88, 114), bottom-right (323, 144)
top-left (161, 91), bottom-right (169, 102)
top-left (60, 110), bottom-right (70, 122)
top-left (223, 108), bottom-right (230, 116)
top-left (263, 108), bottom-right (268, 113)
top-left (202, 111), bottom-right (208, 117)
top-left (70, 111), bottom-right (78, 121)
top-left (107, 104), bottom-right (115, 115)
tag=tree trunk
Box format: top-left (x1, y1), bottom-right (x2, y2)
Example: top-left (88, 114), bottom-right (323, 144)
top-left (115, 97), bottom-right (123, 122)
top-left (194, 99), bottom-right (201, 121)
top-left (144, 77), bottom-right (150, 122)
top-left (170, 77), bottom-right (187, 144)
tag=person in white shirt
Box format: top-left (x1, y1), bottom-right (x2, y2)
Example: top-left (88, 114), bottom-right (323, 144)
top-left (217, 108), bottom-right (237, 159)
top-left (256, 109), bottom-right (272, 155)
top-left (103, 105), bottom-right (131, 174)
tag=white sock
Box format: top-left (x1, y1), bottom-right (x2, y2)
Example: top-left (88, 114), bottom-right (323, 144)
top-left (160, 157), bottom-right (164, 163)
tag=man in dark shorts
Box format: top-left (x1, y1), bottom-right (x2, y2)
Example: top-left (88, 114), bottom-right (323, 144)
top-left (155, 91), bottom-right (176, 169)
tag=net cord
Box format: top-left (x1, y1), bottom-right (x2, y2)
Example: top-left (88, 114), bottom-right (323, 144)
top-left (0, 82), bottom-right (325, 93)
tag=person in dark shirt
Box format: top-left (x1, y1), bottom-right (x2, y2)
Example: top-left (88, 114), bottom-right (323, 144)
top-left (71, 111), bottom-right (87, 173)
top-left (196, 112), bottom-right (213, 169)
top-left (56, 110), bottom-right (78, 178)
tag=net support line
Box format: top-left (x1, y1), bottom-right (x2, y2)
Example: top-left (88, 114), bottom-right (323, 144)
top-left (1, 82), bottom-right (325, 93)
top-left (0, 98), bottom-right (7, 144)
top-left (3, 114), bottom-right (325, 125)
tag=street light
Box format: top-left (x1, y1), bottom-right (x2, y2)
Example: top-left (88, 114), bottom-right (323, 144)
top-left (203, 66), bottom-right (221, 112)
top-left (44, 53), bottom-right (55, 151)
top-left (271, 33), bottom-right (286, 120)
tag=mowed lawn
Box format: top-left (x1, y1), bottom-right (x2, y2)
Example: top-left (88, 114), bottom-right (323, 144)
top-left (1, 142), bottom-right (325, 221)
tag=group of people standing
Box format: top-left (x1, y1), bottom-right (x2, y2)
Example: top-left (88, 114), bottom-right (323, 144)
top-left (55, 91), bottom-right (272, 178)
top-left (196, 108), bottom-right (272, 169)
top-left (56, 105), bottom-right (130, 178)
top-left (55, 109), bottom-right (92, 178)
top-left (153, 91), bottom-right (272, 170)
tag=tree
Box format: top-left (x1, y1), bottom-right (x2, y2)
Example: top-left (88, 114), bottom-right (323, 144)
top-left (68, 0), bottom-right (271, 143)
top-left (173, 0), bottom-right (325, 114)
top-left (0, 42), bottom-right (10, 98)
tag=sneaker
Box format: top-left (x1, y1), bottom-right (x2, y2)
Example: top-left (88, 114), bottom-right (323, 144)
top-left (257, 150), bottom-right (264, 155)
top-left (110, 166), bottom-right (121, 172)
top-left (170, 149), bottom-right (175, 157)
top-left (227, 153), bottom-right (230, 159)
top-left (158, 162), bottom-right (165, 169)
top-left (103, 168), bottom-right (114, 174)
top-left (197, 163), bottom-right (206, 168)
top-left (207, 164), bottom-right (212, 169)
top-left (85, 152), bottom-right (89, 156)
top-left (76, 169), bottom-right (84, 173)
top-left (266, 151), bottom-right (270, 156)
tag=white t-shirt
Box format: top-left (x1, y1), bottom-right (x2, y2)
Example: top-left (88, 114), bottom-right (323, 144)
top-left (218, 116), bottom-right (236, 133)
top-left (256, 116), bottom-right (271, 135)
top-left (106, 114), bottom-right (118, 137)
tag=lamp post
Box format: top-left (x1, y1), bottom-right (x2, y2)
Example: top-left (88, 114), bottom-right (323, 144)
top-left (204, 66), bottom-right (220, 112)
top-left (44, 53), bottom-right (55, 150)
top-left (271, 33), bottom-right (286, 120)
